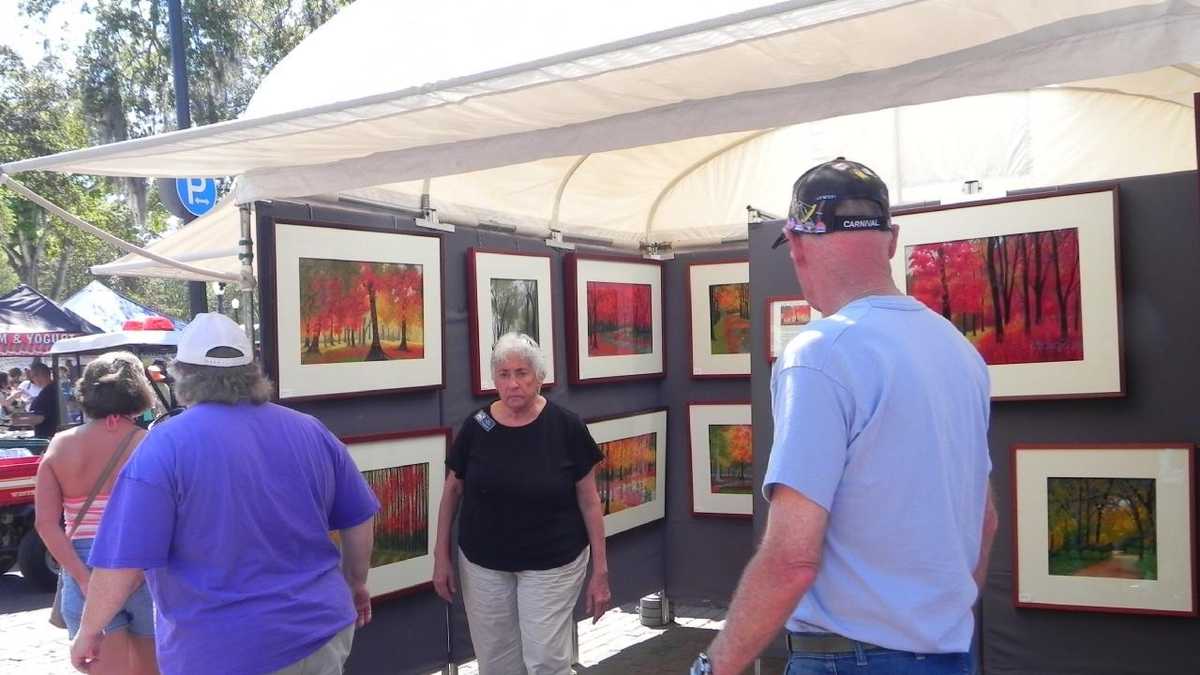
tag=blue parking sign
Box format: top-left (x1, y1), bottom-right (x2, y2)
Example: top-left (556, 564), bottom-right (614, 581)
top-left (175, 177), bottom-right (217, 217)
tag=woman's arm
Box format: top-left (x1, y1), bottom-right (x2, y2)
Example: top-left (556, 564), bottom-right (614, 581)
top-left (432, 470), bottom-right (464, 602)
top-left (576, 468), bottom-right (611, 623)
top-left (33, 444), bottom-right (90, 591)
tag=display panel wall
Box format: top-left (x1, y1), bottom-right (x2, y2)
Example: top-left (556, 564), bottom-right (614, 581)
top-left (257, 201), bottom-right (743, 674)
top-left (747, 170), bottom-right (1200, 674)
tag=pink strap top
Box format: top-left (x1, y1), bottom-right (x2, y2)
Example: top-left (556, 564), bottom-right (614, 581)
top-left (62, 494), bottom-right (111, 540)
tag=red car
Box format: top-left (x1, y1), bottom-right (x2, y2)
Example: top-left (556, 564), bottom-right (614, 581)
top-left (0, 454), bottom-right (58, 590)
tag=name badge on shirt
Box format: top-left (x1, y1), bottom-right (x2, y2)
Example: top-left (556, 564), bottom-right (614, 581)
top-left (474, 409), bottom-right (496, 432)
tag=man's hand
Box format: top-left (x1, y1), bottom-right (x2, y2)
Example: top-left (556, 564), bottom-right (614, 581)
top-left (585, 570), bottom-right (611, 624)
top-left (433, 554), bottom-right (457, 603)
top-left (70, 629), bottom-right (104, 672)
top-left (350, 582), bottom-right (372, 627)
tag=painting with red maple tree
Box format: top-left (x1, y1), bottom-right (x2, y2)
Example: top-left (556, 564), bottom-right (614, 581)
top-left (586, 281), bottom-right (653, 356)
top-left (596, 432), bottom-right (657, 516)
top-left (708, 283), bottom-right (750, 354)
top-left (780, 304), bottom-right (811, 326)
top-left (905, 227), bottom-right (1083, 365)
top-left (362, 462), bottom-right (429, 567)
top-left (298, 258), bottom-right (425, 365)
top-left (708, 424), bottom-right (752, 494)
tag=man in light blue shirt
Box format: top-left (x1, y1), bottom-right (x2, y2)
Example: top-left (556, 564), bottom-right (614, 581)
top-left (696, 159), bottom-right (997, 675)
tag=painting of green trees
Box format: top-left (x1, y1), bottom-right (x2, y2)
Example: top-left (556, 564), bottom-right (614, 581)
top-left (1047, 477), bottom-right (1156, 580)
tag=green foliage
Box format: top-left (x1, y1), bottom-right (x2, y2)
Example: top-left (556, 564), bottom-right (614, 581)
top-left (2, 0), bottom-right (351, 312)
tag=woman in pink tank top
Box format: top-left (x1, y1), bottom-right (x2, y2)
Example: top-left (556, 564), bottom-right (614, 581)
top-left (34, 352), bottom-right (159, 675)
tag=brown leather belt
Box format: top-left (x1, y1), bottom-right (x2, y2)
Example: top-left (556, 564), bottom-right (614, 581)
top-left (786, 632), bottom-right (884, 654)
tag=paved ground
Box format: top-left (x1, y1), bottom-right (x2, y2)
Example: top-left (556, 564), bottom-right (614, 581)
top-left (2, 569), bottom-right (780, 675)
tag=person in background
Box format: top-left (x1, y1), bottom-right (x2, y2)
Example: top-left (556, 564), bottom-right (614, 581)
top-left (6, 365), bottom-right (36, 410)
top-left (434, 332), bottom-right (611, 675)
top-left (72, 313), bottom-right (379, 675)
top-left (13, 361), bottom-right (60, 439)
top-left (34, 352), bottom-right (158, 675)
top-left (693, 159), bottom-right (996, 675)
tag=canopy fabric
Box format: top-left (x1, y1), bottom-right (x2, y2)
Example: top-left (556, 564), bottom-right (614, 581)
top-left (0, 285), bottom-right (101, 334)
top-left (5, 0), bottom-right (1200, 250)
top-left (49, 329), bottom-right (180, 356)
top-left (90, 198), bottom-right (245, 282)
top-left (62, 280), bottom-right (187, 332)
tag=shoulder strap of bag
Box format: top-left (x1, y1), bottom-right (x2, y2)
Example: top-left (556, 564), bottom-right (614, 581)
top-left (65, 427), bottom-right (141, 539)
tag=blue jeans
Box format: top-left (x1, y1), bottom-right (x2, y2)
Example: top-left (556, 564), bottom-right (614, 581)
top-left (785, 641), bottom-right (972, 675)
top-left (61, 538), bottom-right (155, 639)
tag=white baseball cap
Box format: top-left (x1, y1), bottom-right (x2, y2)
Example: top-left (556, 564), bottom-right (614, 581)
top-left (176, 313), bottom-right (254, 367)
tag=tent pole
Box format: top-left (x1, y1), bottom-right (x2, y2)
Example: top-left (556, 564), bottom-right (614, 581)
top-left (0, 173), bottom-right (240, 282)
top-left (238, 204), bottom-right (256, 345)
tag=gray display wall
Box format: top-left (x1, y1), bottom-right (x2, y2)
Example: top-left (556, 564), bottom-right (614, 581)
top-left (254, 201), bottom-right (752, 674)
top-left (748, 170), bottom-right (1200, 674)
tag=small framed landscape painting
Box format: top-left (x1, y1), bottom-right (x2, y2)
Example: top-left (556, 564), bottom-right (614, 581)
top-left (467, 249), bottom-right (556, 395)
top-left (262, 220), bottom-right (444, 401)
top-left (688, 261), bottom-right (750, 378)
top-left (1012, 443), bottom-right (1195, 616)
top-left (343, 429), bottom-right (449, 600)
top-left (585, 408), bottom-right (668, 537)
top-left (765, 295), bottom-right (822, 362)
top-left (687, 402), bottom-right (752, 518)
top-left (891, 187), bottom-right (1122, 400)
top-left (565, 254), bottom-right (665, 384)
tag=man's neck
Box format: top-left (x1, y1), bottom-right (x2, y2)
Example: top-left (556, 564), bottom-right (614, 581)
top-left (816, 279), bottom-right (903, 315)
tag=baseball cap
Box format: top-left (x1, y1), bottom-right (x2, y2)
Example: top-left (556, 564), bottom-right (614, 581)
top-left (175, 312), bottom-right (254, 367)
top-left (771, 157), bottom-right (891, 248)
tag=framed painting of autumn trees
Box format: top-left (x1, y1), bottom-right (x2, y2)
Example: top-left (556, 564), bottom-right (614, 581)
top-left (688, 261), bottom-right (751, 378)
top-left (565, 254), bottom-right (665, 384)
top-left (585, 408), bottom-right (668, 537)
top-left (342, 429), bottom-right (449, 600)
top-left (891, 187), bottom-right (1122, 400)
top-left (765, 295), bottom-right (822, 363)
top-left (467, 249), bottom-right (556, 395)
top-left (264, 221), bottom-right (443, 400)
top-left (688, 402), bottom-right (752, 517)
top-left (1012, 443), bottom-right (1195, 616)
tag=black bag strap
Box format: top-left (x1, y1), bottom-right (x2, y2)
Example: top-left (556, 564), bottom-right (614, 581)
top-left (65, 427), bottom-right (140, 539)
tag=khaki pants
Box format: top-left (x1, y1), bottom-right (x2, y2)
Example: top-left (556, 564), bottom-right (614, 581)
top-left (269, 624), bottom-right (355, 675)
top-left (459, 548), bottom-right (589, 675)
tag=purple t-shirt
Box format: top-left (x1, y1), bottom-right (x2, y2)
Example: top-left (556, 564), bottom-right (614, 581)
top-left (89, 402), bottom-right (379, 675)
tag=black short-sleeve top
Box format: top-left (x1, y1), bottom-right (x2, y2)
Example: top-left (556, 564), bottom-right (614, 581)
top-left (447, 399), bottom-right (603, 572)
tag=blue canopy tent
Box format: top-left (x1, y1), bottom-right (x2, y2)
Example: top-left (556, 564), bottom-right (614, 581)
top-left (63, 280), bottom-right (187, 333)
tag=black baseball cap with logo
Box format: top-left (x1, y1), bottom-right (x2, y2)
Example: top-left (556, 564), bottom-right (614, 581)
top-left (771, 157), bottom-right (891, 248)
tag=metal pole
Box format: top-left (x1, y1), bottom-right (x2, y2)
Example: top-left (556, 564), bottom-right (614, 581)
top-left (166, 0), bottom-right (208, 317)
top-left (238, 204), bottom-right (256, 344)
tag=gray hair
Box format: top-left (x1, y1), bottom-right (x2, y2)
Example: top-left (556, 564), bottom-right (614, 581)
top-left (490, 333), bottom-right (548, 380)
top-left (169, 360), bottom-right (274, 406)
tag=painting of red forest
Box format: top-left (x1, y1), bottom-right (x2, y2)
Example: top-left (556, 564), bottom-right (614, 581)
top-left (597, 432), bottom-right (657, 515)
top-left (905, 227), bottom-right (1083, 365)
top-left (363, 462), bottom-right (429, 567)
top-left (299, 258), bottom-right (424, 365)
top-left (780, 304), bottom-right (811, 326)
top-left (709, 283), bottom-right (750, 354)
top-left (709, 424), bottom-right (752, 494)
top-left (586, 282), bottom-right (653, 356)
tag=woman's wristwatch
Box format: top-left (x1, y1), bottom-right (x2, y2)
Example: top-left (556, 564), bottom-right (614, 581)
top-left (689, 653), bottom-right (713, 675)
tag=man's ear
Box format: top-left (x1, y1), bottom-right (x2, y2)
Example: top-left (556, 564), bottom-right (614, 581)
top-left (886, 224), bottom-right (900, 259)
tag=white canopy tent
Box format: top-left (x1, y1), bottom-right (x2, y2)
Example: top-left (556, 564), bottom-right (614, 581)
top-left (5, 0), bottom-right (1199, 275)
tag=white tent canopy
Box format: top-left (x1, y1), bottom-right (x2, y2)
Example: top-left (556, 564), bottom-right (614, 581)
top-left (5, 0), bottom-right (1199, 254)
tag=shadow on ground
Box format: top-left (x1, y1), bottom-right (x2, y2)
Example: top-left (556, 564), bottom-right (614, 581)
top-left (575, 626), bottom-right (787, 675)
top-left (0, 571), bottom-right (54, 613)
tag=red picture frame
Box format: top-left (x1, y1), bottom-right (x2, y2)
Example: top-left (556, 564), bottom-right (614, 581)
top-left (686, 401), bottom-right (753, 519)
top-left (763, 294), bottom-right (817, 363)
top-left (687, 260), bottom-right (750, 379)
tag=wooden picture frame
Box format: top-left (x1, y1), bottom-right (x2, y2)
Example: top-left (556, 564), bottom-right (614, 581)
top-left (565, 254), bottom-right (665, 384)
top-left (688, 260), bottom-right (750, 378)
top-left (1012, 443), bottom-right (1195, 616)
top-left (764, 295), bottom-right (822, 363)
top-left (466, 248), bottom-right (556, 395)
top-left (259, 219), bottom-right (444, 401)
top-left (342, 428), bottom-right (450, 601)
top-left (585, 408), bottom-right (668, 537)
top-left (687, 402), bottom-right (752, 518)
top-left (891, 187), bottom-right (1122, 400)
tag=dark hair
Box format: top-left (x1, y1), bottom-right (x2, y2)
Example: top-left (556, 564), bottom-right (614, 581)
top-left (77, 352), bottom-right (155, 419)
top-left (0, 372), bottom-right (9, 388)
top-left (30, 361), bottom-right (51, 378)
top-left (7, 368), bottom-right (20, 379)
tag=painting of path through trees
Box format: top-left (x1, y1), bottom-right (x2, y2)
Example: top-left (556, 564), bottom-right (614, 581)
top-left (1047, 477), bottom-right (1156, 580)
top-left (491, 278), bottom-right (539, 343)
top-left (905, 227), bottom-right (1082, 365)
top-left (709, 283), bottom-right (750, 354)
top-left (363, 463), bottom-right (430, 567)
top-left (597, 432), bottom-right (657, 515)
top-left (587, 282), bottom-right (653, 356)
top-left (709, 424), bottom-right (752, 494)
top-left (299, 258), bottom-right (424, 364)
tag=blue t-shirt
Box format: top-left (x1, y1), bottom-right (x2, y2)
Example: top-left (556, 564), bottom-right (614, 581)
top-left (763, 295), bottom-right (991, 654)
top-left (89, 402), bottom-right (379, 675)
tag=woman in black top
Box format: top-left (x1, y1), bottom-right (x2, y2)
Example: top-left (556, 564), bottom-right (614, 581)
top-left (434, 333), bottom-right (610, 675)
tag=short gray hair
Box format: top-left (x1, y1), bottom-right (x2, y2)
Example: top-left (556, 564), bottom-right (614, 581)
top-left (490, 333), bottom-right (548, 380)
top-left (169, 360), bottom-right (274, 406)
